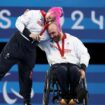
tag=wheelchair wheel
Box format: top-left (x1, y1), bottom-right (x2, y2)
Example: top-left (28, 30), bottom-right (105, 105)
top-left (43, 69), bottom-right (60, 105)
top-left (83, 94), bottom-right (88, 105)
top-left (76, 78), bottom-right (88, 105)
top-left (82, 78), bottom-right (88, 105)
top-left (43, 70), bottom-right (51, 105)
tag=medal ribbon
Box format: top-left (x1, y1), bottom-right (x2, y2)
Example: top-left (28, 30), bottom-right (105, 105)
top-left (56, 34), bottom-right (66, 57)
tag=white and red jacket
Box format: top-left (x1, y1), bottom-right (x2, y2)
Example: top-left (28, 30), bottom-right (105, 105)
top-left (39, 33), bottom-right (90, 67)
top-left (15, 10), bottom-right (49, 41)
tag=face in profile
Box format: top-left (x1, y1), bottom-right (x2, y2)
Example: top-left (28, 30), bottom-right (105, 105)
top-left (48, 23), bottom-right (61, 42)
top-left (45, 12), bottom-right (56, 23)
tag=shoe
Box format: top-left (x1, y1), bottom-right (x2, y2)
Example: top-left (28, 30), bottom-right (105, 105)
top-left (59, 99), bottom-right (67, 105)
top-left (68, 99), bottom-right (76, 105)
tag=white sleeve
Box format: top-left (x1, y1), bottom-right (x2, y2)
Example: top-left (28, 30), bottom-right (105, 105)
top-left (38, 41), bottom-right (46, 51)
top-left (15, 11), bottom-right (31, 33)
top-left (74, 37), bottom-right (90, 67)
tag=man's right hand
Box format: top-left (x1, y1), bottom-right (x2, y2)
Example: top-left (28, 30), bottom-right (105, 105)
top-left (29, 32), bottom-right (40, 41)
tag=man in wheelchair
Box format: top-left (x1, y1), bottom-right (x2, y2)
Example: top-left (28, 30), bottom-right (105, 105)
top-left (39, 8), bottom-right (90, 104)
top-left (39, 22), bottom-right (90, 105)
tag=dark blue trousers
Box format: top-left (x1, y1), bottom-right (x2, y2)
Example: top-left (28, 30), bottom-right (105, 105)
top-left (0, 31), bottom-right (36, 101)
top-left (50, 63), bottom-right (81, 99)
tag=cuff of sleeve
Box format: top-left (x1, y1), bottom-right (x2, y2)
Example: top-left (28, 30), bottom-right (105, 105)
top-left (80, 64), bottom-right (86, 71)
top-left (23, 28), bottom-right (33, 41)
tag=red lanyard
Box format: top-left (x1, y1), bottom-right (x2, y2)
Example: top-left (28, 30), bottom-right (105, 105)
top-left (56, 34), bottom-right (66, 57)
top-left (40, 10), bottom-right (49, 36)
top-left (39, 23), bottom-right (49, 36)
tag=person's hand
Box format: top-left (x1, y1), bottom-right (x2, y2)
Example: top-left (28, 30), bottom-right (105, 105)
top-left (29, 32), bottom-right (40, 41)
top-left (79, 69), bottom-right (85, 79)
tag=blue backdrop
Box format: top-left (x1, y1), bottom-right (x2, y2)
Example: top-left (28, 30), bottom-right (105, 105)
top-left (0, 0), bottom-right (105, 105)
top-left (0, 64), bottom-right (105, 105)
top-left (0, 0), bottom-right (105, 43)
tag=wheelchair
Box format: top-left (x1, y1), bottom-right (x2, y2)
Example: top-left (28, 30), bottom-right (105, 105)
top-left (43, 68), bottom-right (88, 105)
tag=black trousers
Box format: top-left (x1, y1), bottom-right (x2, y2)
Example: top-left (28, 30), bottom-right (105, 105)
top-left (0, 31), bottom-right (36, 101)
top-left (50, 63), bottom-right (81, 99)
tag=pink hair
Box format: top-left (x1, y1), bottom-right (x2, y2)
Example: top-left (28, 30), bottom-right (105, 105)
top-left (48, 7), bottom-right (63, 32)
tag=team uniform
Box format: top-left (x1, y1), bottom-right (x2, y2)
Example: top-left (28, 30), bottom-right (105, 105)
top-left (39, 33), bottom-right (90, 99)
top-left (0, 10), bottom-right (48, 105)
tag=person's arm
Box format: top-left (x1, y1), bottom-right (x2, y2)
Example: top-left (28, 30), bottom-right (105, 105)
top-left (15, 10), bottom-right (30, 33)
top-left (74, 37), bottom-right (90, 78)
top-left (15, 10), bottom-right (36, 41)
top-left (75, 37), bottom-right (90, 69)
top-left (38, 41), bottom-right (46, 51)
